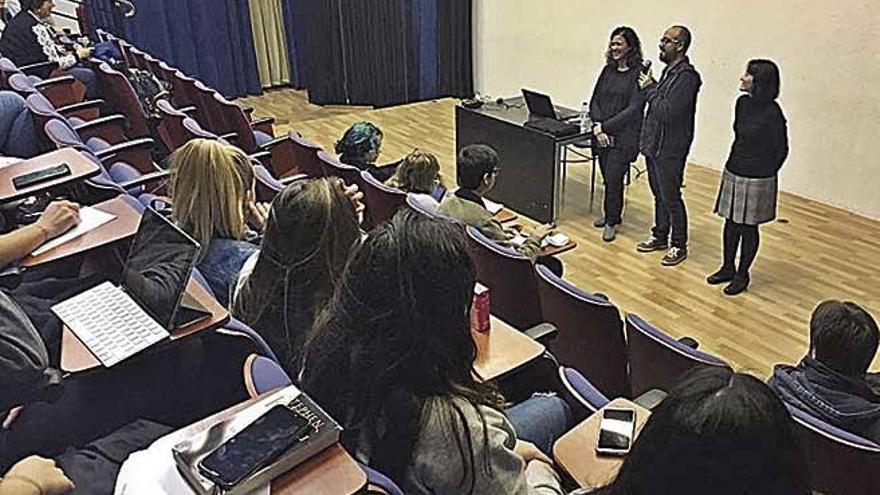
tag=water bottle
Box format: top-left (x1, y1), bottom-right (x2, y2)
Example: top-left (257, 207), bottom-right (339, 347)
top-left (579, 101), bottom-right (591, 134)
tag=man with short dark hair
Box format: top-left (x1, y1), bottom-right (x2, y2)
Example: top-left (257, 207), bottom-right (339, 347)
top-left (636, 25), bottom-right (701, 266)
top-left (438, 144), bottom-right (552, 259)
top-left (769, 300), bottom-right (880, 443)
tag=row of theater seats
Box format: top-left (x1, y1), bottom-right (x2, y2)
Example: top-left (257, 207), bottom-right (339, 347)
top-left (3, 28), bottom-right (875, 493)
top-left (0, 34), bottom-right (458, 493)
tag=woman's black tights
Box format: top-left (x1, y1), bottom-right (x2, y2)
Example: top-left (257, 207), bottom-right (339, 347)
top-left (722, 219), bottom-right (760, 275)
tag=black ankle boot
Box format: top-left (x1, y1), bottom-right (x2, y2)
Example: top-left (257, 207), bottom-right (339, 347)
top-left (724, 273), bottom-right (750, 295)
top-left (707, 267), bottom-right (736, 285)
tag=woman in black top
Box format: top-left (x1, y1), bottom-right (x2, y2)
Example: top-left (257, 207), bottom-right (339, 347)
top-left (589, 26), bottom-right (646, 242)
top-left (708, 59), bottom-right (788, 295)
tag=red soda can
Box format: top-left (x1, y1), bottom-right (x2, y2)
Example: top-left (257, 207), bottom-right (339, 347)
top-left (471, 283), bottom-right (491, 333)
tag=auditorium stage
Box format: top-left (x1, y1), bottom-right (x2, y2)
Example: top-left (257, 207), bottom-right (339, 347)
top-left (244, 91), bottom-right (880, 378)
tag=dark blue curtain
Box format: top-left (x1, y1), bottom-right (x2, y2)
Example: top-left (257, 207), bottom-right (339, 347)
top-left (279, 0), bottom-right (302, 88)
top-left (281, 0), bottom-right (472, 107)
top-left (83, 0), bottom-right (262, 98)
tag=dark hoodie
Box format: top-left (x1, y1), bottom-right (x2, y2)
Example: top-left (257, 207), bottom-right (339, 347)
top-left (639, 56), bottom-right (702, 159)
top-left (769, 356), bottom-right (880, 444)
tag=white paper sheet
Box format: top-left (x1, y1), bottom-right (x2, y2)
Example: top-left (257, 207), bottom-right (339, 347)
top-left (30, 207), bottom-right (116, 256)
top-left (483, 197), bottom-right (504, 215)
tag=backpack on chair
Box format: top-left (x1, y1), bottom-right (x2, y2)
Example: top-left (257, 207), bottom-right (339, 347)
top-left (126, 68), bottom-right (170, 120)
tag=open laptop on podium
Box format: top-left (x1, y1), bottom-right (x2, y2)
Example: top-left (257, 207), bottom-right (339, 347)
top-left (521, 89), bottom-right (580, 137)
top-left (52, 207), bottom-right (211, 367)
top-left (522, 88), bottom-right (580, 121)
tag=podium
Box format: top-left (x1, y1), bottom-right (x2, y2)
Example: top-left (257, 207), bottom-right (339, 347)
top-left (455, 97), bottom-right (589, 223)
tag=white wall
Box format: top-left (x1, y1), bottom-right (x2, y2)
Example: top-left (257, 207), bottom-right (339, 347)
top-left (473, 0), bottom-right (880, 219)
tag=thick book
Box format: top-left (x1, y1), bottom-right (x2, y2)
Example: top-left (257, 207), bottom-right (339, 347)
top-left (172, 385), bottom-right (342, 495)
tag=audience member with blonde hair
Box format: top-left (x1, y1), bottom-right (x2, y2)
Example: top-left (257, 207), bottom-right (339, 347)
top-left (387, 149), bottom-right (445, 209)
top-left (168, 139), bottom-right (267, 305)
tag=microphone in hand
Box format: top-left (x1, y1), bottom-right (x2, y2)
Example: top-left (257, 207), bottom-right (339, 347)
top-left (639, 60), bottom-right (655, 89)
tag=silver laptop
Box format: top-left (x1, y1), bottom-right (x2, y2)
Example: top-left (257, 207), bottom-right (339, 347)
top-left (52, 207), bottom-right (209, 367)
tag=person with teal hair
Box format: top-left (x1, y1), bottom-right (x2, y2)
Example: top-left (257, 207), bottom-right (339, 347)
top-left (334, 121), bottom-right (401, 181)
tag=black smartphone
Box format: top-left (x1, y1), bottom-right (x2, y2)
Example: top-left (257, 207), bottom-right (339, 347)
top-left (198, 405), bottom-right (311, 490)
top-left (596, 407), bottom-right (636, 456)
top-left (12, 164), bottom-right (72, 190)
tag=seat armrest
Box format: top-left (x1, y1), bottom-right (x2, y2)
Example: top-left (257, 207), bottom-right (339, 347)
top-left (94, 138), bottom-right (158, 174)
top-left (57, 99), bottom-right (106, 121)
top-left (279, 173), bottom-right (308, 185)
top-left (118, 170), bottom-right (170, 191)
top-left (32, 74), bottom-right (84, 108)
top-left (523, 322), bottom-right (558, 345)
top-left (94, 137), bottom-right (156, 159)
top-left (249, 151), bottom-right (272, 162)
top-left (219, 132), bottom-right (239, 144)
top-left (257, 135), bottom-right (293, 151)
top-left (32, 74), bottom-right (76, 89)
top-left (633, 389), bottom-right (668, 410)
top-left (252, 116), bottom-right (275, 126)
top-left (18, 61), bottom-right (59, 75)
top-left (73, 114), bottom-right (129, 144)
top-left (677, 336), bottom-right (699, 349)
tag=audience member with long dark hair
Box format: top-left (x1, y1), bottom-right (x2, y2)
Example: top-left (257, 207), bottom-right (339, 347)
top-left (588, 26), bottom-right (646, 242)
top-left (300, 210), bottom-right (569, 494)
top-left (335, 121), bottom-right (400, 181)
top-left (584, 367), bottom-right (809, 495)
top-left (770, 300), bottom-right (880, 443)
top-left (232, 178), bottom-right (361, 371)
top-left (708, 59), bottom-right (788, 295)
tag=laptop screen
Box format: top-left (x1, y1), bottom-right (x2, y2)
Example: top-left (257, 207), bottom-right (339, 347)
top-left (121, 207), bottom-right (201, 330)
top-left (522, 88), bottom-right (557, 119)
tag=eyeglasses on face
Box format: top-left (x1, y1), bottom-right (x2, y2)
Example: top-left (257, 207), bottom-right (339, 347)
top-left (660, 37), bottom-right (680, 45)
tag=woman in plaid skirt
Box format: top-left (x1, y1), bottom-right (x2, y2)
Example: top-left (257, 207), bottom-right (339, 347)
top-left (708, 60), bottom-right (788, 295)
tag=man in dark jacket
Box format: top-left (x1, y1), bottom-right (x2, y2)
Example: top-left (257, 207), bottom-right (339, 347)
top-left (636, 25), bottom-right (701, 266)
top-left (769, 300), bottom-right (880, 444)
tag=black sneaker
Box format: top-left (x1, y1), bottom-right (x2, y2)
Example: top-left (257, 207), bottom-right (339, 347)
top-left (661, 246), bottom-right (688, 266)
top-left (636, 236), bottom-right (668, 252)
top-left (593, 216), bottom-right (606, 228)
top-left (724, 274), bottom-right (750, 295)
top-left (707, 267), bottom-right (736, 285)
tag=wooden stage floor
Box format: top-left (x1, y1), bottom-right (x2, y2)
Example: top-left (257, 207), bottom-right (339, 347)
top-left (244, 91), bottom-right (880, 378)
